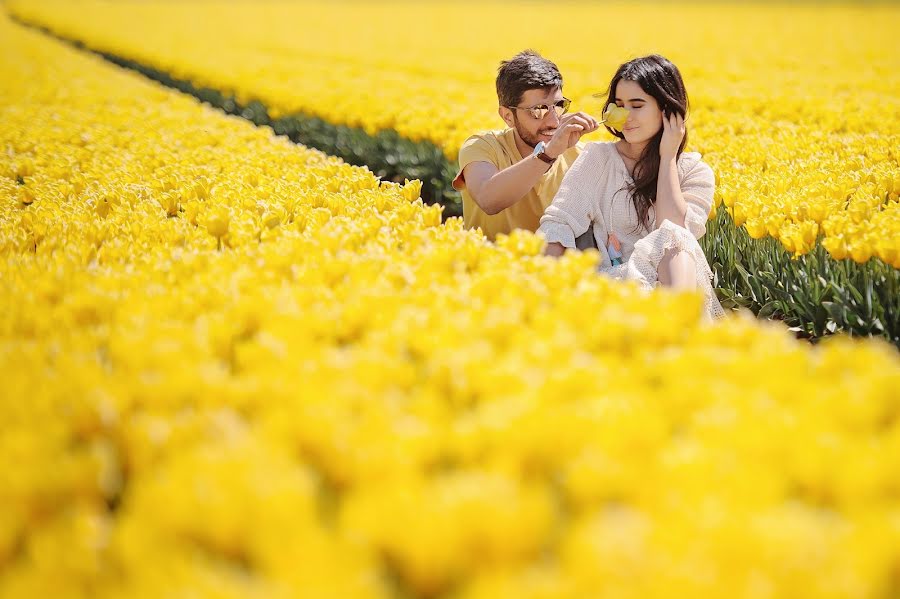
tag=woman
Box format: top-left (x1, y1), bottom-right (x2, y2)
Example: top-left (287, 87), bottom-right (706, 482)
top-left (539, 54), bottom-right (725, 320)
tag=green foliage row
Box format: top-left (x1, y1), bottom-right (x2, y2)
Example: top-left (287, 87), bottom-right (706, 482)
top-left (702, 207), bottom-right (899, 344)
top-left (14, 16), bottom-right (898, 346)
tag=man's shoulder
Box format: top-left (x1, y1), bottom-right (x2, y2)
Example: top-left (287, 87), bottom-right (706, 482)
top-left (458, 128), bottom-right (518, 171)
top-left (468, 128), bottom-right (511, 141)
top-left (453, 129), bottom-right (514, 190)
top-left (459, 129), bottom-right (511, 153)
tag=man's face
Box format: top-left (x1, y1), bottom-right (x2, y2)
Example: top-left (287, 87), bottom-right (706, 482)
top-left (500, 87), bottom-right (564, 149)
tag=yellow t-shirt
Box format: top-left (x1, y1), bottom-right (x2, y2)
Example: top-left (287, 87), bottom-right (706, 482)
top-left (452, 128), bottom-right (582, 241)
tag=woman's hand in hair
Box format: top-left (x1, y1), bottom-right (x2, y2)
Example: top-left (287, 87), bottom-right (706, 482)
top-left (659, 111), bottom-right (685, 161)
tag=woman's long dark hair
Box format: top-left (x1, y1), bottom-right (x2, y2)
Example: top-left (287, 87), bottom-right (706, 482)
top-left (600, 55), bottom-right (689, 232)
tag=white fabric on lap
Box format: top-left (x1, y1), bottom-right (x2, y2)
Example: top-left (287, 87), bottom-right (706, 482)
top-left (624, 219), bottom-right (725, 320)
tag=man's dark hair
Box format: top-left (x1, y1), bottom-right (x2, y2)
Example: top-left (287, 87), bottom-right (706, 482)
top-left (496, 50), bottom-right (563, 108)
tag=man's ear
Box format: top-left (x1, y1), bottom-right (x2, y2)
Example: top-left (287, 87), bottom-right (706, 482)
top-left (498, 106), bottom-right (515, 128)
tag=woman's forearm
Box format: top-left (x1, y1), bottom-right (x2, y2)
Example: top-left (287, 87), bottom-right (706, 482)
top-left (544, 241), bottom-right (567, 257)
top-left (655, 156), bottom-right (687, 229)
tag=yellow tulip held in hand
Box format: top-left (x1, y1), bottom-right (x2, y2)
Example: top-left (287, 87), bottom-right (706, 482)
top-left (602, 103), bottom-right (630, 132)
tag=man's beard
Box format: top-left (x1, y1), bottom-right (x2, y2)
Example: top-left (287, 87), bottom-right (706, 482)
top-left (513, 117), bottom-right (551, 150)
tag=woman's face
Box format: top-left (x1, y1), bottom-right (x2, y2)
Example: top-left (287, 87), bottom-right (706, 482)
top-left (614, 79), bottom-right (663, 145)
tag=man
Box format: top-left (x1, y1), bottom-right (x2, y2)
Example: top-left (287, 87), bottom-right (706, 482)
top-left (452, 50), bottom-right (599, 246)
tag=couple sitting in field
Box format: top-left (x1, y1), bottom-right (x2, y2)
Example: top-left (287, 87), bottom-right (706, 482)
top-left (452, 51), bottom-right (725, 320)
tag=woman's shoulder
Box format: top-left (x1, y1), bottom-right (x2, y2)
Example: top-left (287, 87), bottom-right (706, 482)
top-left (677, 151), bottom-right (714, 179)
top-left (578, 140), bottom-right (616, 164)
top-left (583, 140), bottom-right (617, 153)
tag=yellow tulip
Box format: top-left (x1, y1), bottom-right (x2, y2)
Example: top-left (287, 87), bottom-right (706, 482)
top-left (849, 242), bottom-right (872, 264)
top-left (602, 103), bottom-right (630, 132)
top-left (159, 193), bottom-right (180, 217)
top-left (402, 178), bottom-right (423, 203)
top-left (204, 207), bottom-right (230, 249)
top-left (18, 186), bottom-right (34, 205)
top-left (731, 203), bottom-right (747, 227)
top-left (744, 219), bottom-right (767, 239)
top-left (801, 221), bottom-right (819, 248)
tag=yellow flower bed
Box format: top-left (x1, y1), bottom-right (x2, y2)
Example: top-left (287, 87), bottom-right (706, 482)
top-left (7, 0), bottom-right (900, 266)
top-left (2, 12), bottom-right (900, 599)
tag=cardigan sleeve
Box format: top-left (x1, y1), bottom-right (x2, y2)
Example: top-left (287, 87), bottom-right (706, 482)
top-left (538, 145), bottom-right (603, 248)
top-left (679, 158), bottom-right (716, 240)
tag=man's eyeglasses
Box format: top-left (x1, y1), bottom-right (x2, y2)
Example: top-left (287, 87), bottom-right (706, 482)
top-left (506, 98), bottom-right (571, 120)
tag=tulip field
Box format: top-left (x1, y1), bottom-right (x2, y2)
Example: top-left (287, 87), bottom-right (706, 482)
top-left (2, 1), bottom-right (899, 598)
top-left (9, 0), bottom-right (899, 339)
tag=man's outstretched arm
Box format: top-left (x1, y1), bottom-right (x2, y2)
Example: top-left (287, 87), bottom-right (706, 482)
top-left (462, 156), bottom-right (552, 215)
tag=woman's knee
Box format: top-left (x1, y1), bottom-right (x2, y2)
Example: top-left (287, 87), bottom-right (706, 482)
top-left (658, 248), bottom-right (697, 288)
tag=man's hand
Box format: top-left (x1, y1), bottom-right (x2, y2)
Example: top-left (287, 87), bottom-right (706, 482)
top-left (659, 111), bottom-right (685, 161)
top-left (544, 112), bottom-right (599, 159)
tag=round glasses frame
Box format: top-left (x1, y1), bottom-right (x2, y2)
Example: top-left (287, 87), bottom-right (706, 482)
top-left (505, 97), bottom-right (571, 120)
